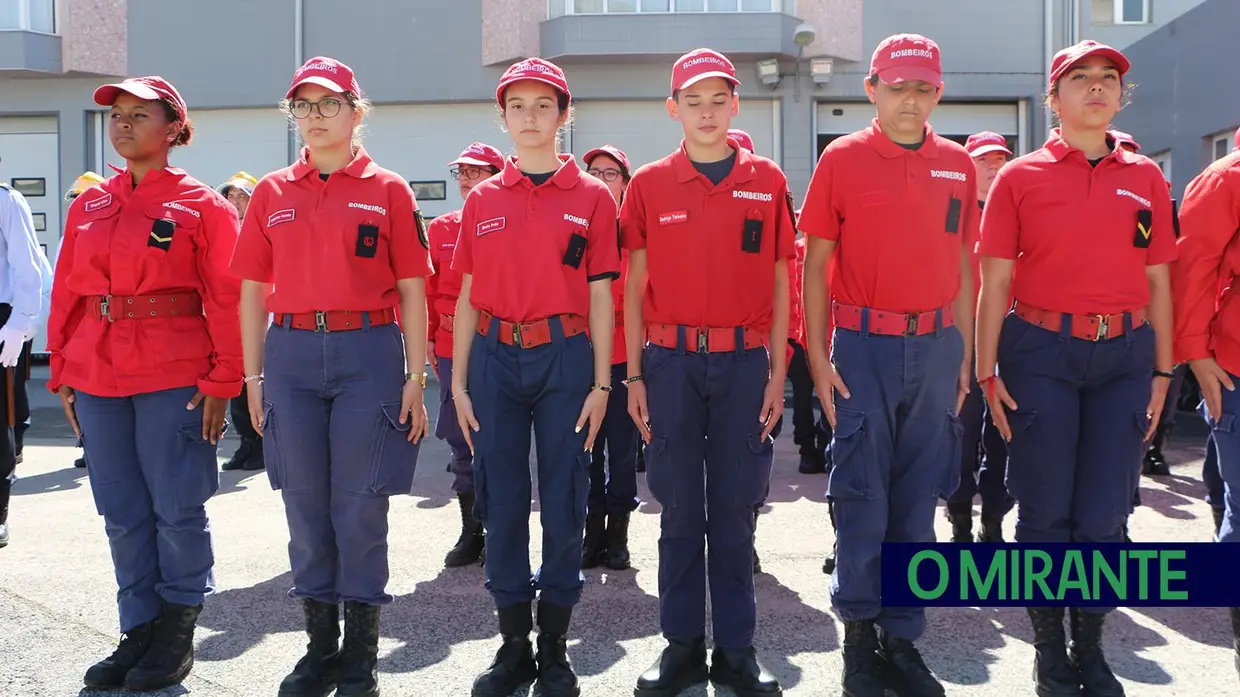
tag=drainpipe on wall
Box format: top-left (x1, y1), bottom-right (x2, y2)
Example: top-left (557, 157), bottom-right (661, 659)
top-left (1044, 0), bottom-right (1055, 137)
top-left (289, 0), bottom-right (304, 163)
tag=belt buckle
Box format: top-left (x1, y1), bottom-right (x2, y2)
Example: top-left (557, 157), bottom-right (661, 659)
top-left (513, 322), bottom-right (524, 348)
top-left (315, 310), bottom-right (328, 332)
top-left (697, 328), bottom-right (708, 353)
top-left (1093, 314), bottom-right (1109, 342)
top-left (99, 295), bottom-right (114, 323)
top-left (905, 313), bottom-right (920, 336)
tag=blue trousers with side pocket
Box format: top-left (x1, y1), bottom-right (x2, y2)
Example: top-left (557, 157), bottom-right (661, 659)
top-left (1201, 379), bottom-right (1240, 543)
top-left (435, 357), bottom-right (474, 494)
top-left (643, 331), bottom-right (772, 649)
top-left (468, 316), bottom-right (592, 609)
top-left (999, 313), bottom-right (1153, 615)
top-left (261, 317), bottom-right (420, 606)
top-left (76, 385), bottom-right (220, 632)
top-left (827, 311), bottom-right (964, 642)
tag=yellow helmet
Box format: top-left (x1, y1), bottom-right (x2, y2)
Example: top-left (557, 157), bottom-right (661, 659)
top-left (65, 171), bottom-right (105, 201)
top-left (218, 170), bottom-right (259, 196)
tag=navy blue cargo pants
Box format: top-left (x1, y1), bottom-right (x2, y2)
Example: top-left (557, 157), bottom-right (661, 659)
top-left (827, 310), bottom-right (963, 641)
top-left (643, 328), bottom-right (772, 649)
top-left (76, 385), bottom-right (219, 632)
top-left (262, 315), bottom-right (420, 606)
top-left (468, 315), bottom-right (592, 609)
top-left (589, 362), bottom-right (640, 515)
top-left (999, 313), bottom-right (1152, 615)
top-left (435, 357), bottom-right (474, 494)
top-left (1206, 432), bottom-right (1225, 511)
top-left (946, 375), bottom-right (1012, 517)
top-left (1202, 383), bottom-right (1240, 543)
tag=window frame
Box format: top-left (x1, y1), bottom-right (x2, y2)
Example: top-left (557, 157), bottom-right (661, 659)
top-left (1113, 0), bottom-right (1150, 25)
top-left (555, 0), bottom-right (786, 14)
top-left (2, 0), bottom-right (57, 33)
top-left (1212, 131), bottom-right (1235, 162)
top-left (1149, 150), bottom-right (1171, 180)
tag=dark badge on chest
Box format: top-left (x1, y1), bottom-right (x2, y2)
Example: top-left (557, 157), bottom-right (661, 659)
top-left (742, 209), bottom-right (764, 254)
top-left (945, 198), bottom-right (962, 235)
top-left (563, 231), bottom-right (587, 268)
top-left (148, 219), bottom-right (176, 251)
top-left (415, 209), bottom-right (429, 250)
top-left (356, 224), bottom-right (379, 258)
top-left (1134, 209), bottom-right (1152, 249)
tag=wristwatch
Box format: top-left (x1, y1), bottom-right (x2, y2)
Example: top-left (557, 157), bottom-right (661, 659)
top-left (406, 372), bottom-right (427, 388)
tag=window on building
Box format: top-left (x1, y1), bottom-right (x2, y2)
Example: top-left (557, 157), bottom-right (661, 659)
top-left (1212, 130), bottom-right (1236, 161)
top-left (0, 0), bottom-right (55, 32)
top-left (1150, 151), bottom-right (1171, 180)
top-left (1114, 0), bottom-right (1150, 24)
top-left (557, 0), bottom-right (783, 13)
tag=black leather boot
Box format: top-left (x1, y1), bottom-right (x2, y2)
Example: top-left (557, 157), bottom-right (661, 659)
top-left (535, 601), bottom-right (579, 697)
top-left (123, 602), bottom-right (202, 690)
top-left (1026, 607), bottom-right (1082, 696)
top-left (278, 599), bottom-right (340, 697)
top-left (634, 637), bottom-right (708, 696)
top-left (1214, 507), bottom-right (1226, 538)
top-left (877, 627), bottom-right (944, 696)
top-left (946, 502), bottom-right (973, 543)
top-left (798, 450), bottom-right (826, 474)
top-left (83, 620), bottom-right (155, 688)
top-left (472, 602), bottom-right (537, 697)
top-left (336, 602), bottom-right (380, 697)
top-left (581, 512), bottom-right (607, 570)
top-left (1068, 609), bottom-right (1124, 696)
top-left (840, 620), bottom-right (886, 697)
top-left (708, 646), bottom-right (782, 696)
top-left (222, 437), bottom-right (259, 471)
top-left (605, 511), bottom-right (631, 570)
top-left (445, 492), bottom-right (486, 568)
top-left (976, 514), bottom-right (1004, 543)
top-left (1230, 607), bottom-right (1240, 678)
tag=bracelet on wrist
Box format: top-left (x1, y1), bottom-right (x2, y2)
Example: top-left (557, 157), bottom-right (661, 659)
top-left (243, 374), bottom-right (263, 384)
top-left (591, 383), bottom-right (612, 392)
top-left (623, 375), bottom-right (644, 385)
top-left (1153, 369), bottom-right (1175, 379)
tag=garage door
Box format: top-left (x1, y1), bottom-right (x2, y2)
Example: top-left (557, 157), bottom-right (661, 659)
top-left (569, 100), bottom-right (780, 174)
top-left (104, 108), bottom-right (291, 193)
top-left (815, 102), bottom-right (1020, 156)
top-left (0, 116), bottom-right (60, 354)
top-left (366, 103), bottom-right (508, 219)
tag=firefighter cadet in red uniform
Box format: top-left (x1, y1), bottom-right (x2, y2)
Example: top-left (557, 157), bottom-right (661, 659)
top-left (943, 131), bottom-right (1013, 544)
top-left (428, 141), bottom-right (504, 569)
top-left (977, 41), bottom-right (1174, 697)
top-left (802, 34), bottom-right (974, 697)
top-left (1172, 123), bottom-right (1240, 681)
top-left (231, 57), bottom-right (431, 697)
top-left (623, 48), bottom-right (793, 697)
top-left (451, 58), bottom-right (619, 697)
top-left (582, 143), bottom-right (640, 571)
top-left (48, 76), bottom-right (242, 692)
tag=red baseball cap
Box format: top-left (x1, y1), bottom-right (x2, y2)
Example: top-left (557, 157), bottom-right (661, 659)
top-left (496, 58), bottom-right (571, 105)
top-left (1109, 129), bottom-right (1140, 152)
top-left (1048, 40), bottom-right (1129, 88)
top-left (94, 77), bottom-right (188, 123)
top-left (449, 142), bottom-right (505, 170)
top-left (671, 48), bottom-right (740, 93)
top-left (583, 145), bottom-right (631, 178)
top-left (286, 56), bottom-right (362, 99)
top-left (870, 34), bottom-right (942, 85)
top-left (965, 131), bottom-right (1012, 158)
top-left (728, 129), bottom-right (756, 152)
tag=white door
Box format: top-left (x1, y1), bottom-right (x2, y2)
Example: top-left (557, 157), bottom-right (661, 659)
top-left (365, 103), bottom-right (509, 219)
top-left (815, 102), bottom-right (1020, 155)
top-left (0, 116), bottom-right (60, 354)
top-left (105, 108), bottom-right (292, 191)
top-left (570, 99), bottom-right (780, 173)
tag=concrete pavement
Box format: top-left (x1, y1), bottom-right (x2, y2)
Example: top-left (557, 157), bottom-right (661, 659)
top-left (0, 365), bottom-right (1234, 696)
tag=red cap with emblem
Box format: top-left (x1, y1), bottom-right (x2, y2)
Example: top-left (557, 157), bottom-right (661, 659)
top-left (1048, 40), bottom-right (1130, 88)
top-left (583, 145), bottom-right (631, 178)
top-left (496, 58), bottom-right (571, 105)
top-left (965, 131), bottom-right (1012, 158)
top-left (671, 48), bottom-right (740, 94)
top-left (870, 34), bottom-right (942, 86)
top-left (94, 77), bottom-right (188, 123)
top-left (449, 142), bottom-right (505, 170)
top-left (286, 56), bottom-right (362, 99)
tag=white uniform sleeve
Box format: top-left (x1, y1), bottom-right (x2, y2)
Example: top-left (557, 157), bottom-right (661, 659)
top-left (0, 188), bottom-right (45, 335)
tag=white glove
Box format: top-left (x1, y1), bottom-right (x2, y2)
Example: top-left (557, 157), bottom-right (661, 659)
top-left (0, 323), bottom-right (26, 368)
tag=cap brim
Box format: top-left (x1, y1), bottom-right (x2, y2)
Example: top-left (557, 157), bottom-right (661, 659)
top-left (969, 144), bottom-right (1012, 158)
top-left (450, 156), bottom-right (496, 168)
top-left (286, 76), bottom-right (349, 99)
top-left (875, 66), bottom-right (942, 86)
top-left (64, 191), bottom-right (82, 201)
top-left (93, 82), bottom-right (162, 107)
top-left (675, 71), bottom-right (741, 92)
top-left (1053, 47), bottom-right (1131, 84)
top-left (496, 76), bottom-right (570, 104)
top-left (218, 182), bottom-right (254, 195)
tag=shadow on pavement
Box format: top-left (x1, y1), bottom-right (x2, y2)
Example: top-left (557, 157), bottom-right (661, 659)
top-left (1129, 605), bottom-right (1235, 649)
top-left (569, 569), bottom-right (662, 678)
top-left (11, 463), bottom-right (86, 495)
top-left (924, 606), bottom-right (1028, 686)
top-left (751, 572), bottom-right (840, 690)
top-left (1137, 485), bottom-right (1201, 522)
top-left (194, 572), bottom-right (298, 662)
top-left (382, 564), bottom-right (498, 674)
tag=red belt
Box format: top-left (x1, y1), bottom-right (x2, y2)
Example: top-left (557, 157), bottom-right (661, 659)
top-left (832, 301), bottom-right (954, 337)
top-left (1013, 302), bottom-right (1146, 342)
top-left (477, 310), bottom-right (587, 349)
top-left (90, 293), bottom-right (202, 322)
top-left (645, 324), bottom-right (765, 353)
top-left (281, 308), bottom-right (397, 332)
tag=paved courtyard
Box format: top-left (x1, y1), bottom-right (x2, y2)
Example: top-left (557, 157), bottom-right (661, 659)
top-left (0, 366), bottom-right (1234, 696)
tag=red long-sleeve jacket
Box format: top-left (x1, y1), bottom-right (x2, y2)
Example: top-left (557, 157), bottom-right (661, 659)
top-left (47, 166), bottom-right (243, 398)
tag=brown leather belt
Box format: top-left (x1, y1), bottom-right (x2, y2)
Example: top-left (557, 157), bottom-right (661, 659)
top-left (1013, 302), bottom-right (1146, 342)
top-left (832, 301), bottom-right (954, 337)
top-left (477, 310), bottom-right (587, 349)
top-left (645, 323), bottom-right (765, 353)
top-left (280, 308), bottom-right (397, 332)
top-left (90, 293), bottom-right (202, 322)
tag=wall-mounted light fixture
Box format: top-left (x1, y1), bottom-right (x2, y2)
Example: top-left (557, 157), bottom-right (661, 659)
top-left (757, 58), bottom-right (781, 88)
top-left (810, 57), bottom-right (833, 85)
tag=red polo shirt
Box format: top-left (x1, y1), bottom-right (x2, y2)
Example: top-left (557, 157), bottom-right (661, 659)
top-left (980, 130), bottom-right (1176, 314)
top-left (47, 166), bottom-right (243, 398)
top-left (426, 209), bottom-right (464, 358)
top-left (230, 147), bottom-right (432, 313)
top-left (612, 243), bottom-right (628, 365)
top-left (620, 142), bottom-right (796, 334)
top-left (799, 120), bottom-right (978, 313)
top-left (453, 155), bottom-right (620, 322)
top-left (1173, 150), bottom-right (1240, 372)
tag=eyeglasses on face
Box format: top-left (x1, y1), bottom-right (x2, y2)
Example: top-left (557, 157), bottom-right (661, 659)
top-left (588, 168), bottom-right (623, 182)
top-left (450, 167), bottom-right (491, 181)
top-left (290, 97), bottom-right (345, 120)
